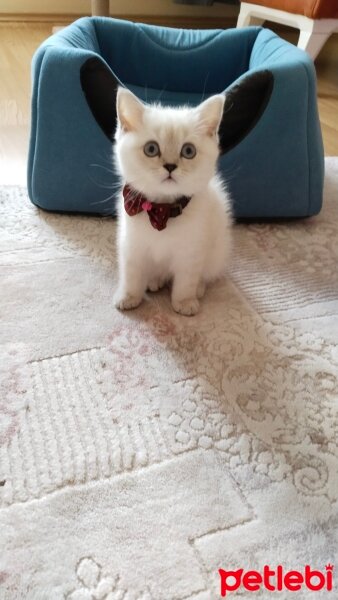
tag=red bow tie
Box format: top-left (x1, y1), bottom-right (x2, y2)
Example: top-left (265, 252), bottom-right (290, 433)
top-left (123, 185), bottom-right (191, 231)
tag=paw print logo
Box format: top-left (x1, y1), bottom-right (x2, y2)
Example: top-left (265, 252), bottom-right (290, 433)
top-left (66, 557), bottom-right (152, 600)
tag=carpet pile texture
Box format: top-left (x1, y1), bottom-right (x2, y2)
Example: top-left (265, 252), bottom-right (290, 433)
top-left (1, 158), bottom-right (338, 599)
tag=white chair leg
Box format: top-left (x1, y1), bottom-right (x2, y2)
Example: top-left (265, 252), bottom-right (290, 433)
top-left (298, 29), bottom-right (331, 59)
top-left (237, 4), bottom-right (338, 59)
top-left (237, 5), bottom-right (265, 28)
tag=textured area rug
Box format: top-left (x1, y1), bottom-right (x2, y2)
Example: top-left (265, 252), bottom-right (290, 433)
top-left (1, 158), bottom-right (338, 599)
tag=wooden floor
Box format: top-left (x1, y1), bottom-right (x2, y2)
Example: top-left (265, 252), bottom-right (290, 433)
top-left (0, 22), bottom-right (337, 185)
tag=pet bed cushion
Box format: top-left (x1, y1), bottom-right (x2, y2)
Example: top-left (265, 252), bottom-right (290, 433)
top-left (28, 17), bottom-right (324, 218)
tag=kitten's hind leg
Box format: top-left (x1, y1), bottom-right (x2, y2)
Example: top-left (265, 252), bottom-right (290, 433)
top-left (147, 276), bottom-right (167, 293)
top-left (197, 280), bottom-right (206, 299)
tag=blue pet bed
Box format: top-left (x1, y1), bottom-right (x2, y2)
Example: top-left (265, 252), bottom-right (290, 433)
top-left (28, 17), bottom-right (324, 218)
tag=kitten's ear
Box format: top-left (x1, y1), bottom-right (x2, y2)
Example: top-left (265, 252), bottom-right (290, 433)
top-left (117, 87), bottom-right (145, 132)
top-left (218, 70), bottom-right (274, 154)
top-left (196, 95), bottom-right (225, 137)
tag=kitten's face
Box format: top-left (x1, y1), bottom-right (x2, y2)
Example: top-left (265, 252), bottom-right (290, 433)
top-left (115, 88), bottom-right (225, 200)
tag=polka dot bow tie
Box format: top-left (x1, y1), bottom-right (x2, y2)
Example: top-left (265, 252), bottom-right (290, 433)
top-left (123, 184), bottom-right (191, 231)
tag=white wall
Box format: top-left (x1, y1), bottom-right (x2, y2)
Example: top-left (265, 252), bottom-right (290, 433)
top-left (0, 0), bottom-right (237, 17)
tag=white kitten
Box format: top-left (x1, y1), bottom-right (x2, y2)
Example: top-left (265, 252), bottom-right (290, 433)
top-left (113, 87), bottom-right (232, 316)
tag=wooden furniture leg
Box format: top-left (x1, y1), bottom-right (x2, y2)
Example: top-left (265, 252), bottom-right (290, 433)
top-left (91, 0), bottom-right (110, 17)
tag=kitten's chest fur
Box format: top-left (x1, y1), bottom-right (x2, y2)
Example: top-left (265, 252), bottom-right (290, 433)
top-left (118, 176), bottom-right (231, 281)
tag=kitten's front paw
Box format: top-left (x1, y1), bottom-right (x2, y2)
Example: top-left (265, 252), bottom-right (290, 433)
top-left (172, 297), bottom-right (199, 316)
top-left (114, 291), bottom-right (143, 311)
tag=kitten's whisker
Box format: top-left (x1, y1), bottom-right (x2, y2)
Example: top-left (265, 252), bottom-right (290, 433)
top-left (136, 194), bottom-right (143, 213)
top-left (89, 152), bottom-right (115, 171)
top-left (89, 163), bottom-right (116, 175)
top-left (155, 85), bottom-right (167, 104)
top-left (222, 99), bottom-right (234, 116)
top-left (96, 147), bottom-right (114, 160)
top-left (87, 160), bottom-right (122, 192)
top-left (200, 72), bottom-right (210, 103)
top-left (88, 177), bottom-right (120, 190)
top-left (219, 164), bottom-right (242, 183)
top-left (101, 207), bottom-right (116, 216)
top-left (89, 192), bottom-right (118, 206)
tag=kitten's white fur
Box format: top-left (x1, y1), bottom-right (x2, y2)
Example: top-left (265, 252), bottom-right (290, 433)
top-left (114, 87), bottom-right (232, 316)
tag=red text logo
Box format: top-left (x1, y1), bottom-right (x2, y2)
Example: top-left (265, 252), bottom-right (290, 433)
top-left (219, 565), bottom-right (334, 596)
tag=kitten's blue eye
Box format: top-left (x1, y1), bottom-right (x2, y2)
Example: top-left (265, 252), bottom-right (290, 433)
top-left (181, 143), bottom-right (196, 159)
top-left (144, 141), bottom-right (160, 157)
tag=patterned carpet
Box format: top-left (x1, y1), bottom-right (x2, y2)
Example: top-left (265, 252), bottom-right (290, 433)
top-left (1, 158), bottom-right (337, 599)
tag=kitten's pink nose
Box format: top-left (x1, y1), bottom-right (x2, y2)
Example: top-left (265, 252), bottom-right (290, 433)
top-left (163, 163), bottom-right (177, 174)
